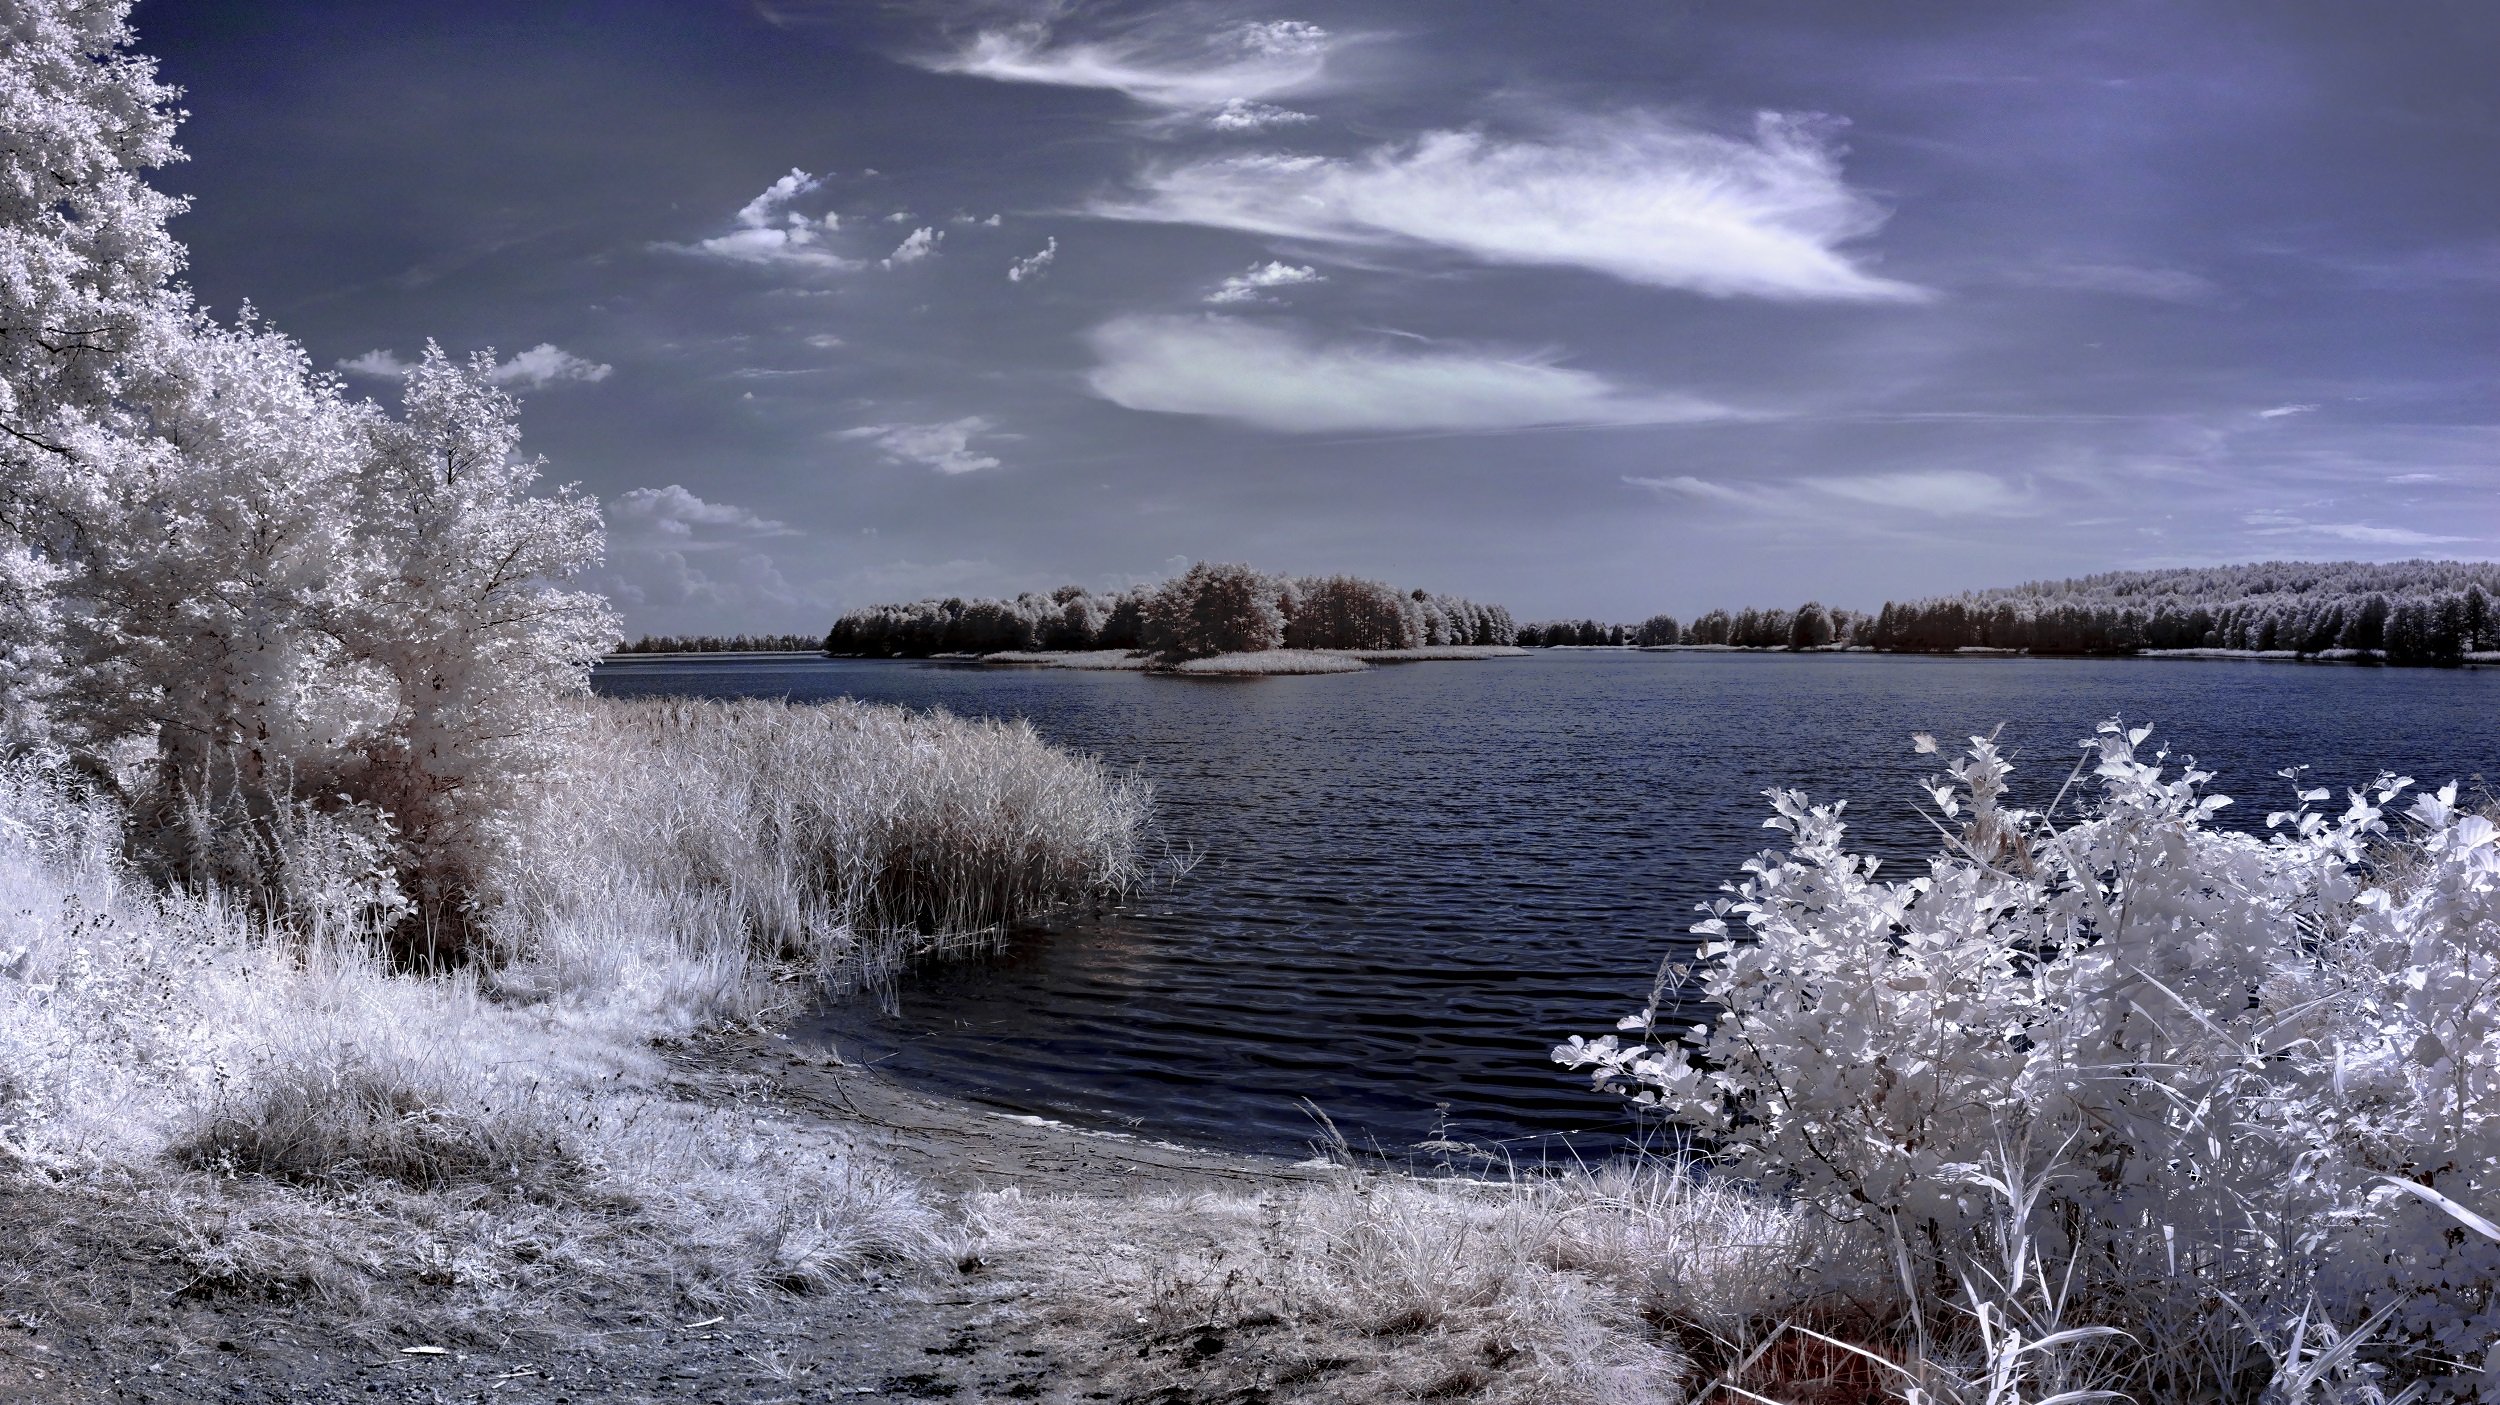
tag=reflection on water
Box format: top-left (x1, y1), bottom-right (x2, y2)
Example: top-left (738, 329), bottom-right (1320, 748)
top-left (592, 651), bottom-right (2500, 1158)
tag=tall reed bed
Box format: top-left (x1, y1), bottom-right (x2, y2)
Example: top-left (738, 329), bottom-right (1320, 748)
top-left (502, 697), bottom-right (1150, 1012)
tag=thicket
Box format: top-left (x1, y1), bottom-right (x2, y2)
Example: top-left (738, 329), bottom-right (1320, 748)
top-left (1562, 724), bottom-right (2500, 1400)
top-left (825, 563), bottom-right (1516, 660)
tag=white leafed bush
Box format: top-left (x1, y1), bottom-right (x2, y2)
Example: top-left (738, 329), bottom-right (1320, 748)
top-left (1560, 722), bottom-right (2500, 1400)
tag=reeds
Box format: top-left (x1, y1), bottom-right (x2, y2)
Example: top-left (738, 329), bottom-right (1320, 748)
top-left (1165, 649), bottom-right (1370, 675)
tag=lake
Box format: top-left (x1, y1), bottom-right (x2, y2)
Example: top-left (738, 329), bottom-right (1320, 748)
top-left (592, 651), bottom-right (2500, 1159)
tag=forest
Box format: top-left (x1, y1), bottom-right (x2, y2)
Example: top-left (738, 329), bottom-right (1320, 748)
top-left (825, 563), bottom-right (1518, 660)
top-left (1545, 561), bottom-right (2500, 665)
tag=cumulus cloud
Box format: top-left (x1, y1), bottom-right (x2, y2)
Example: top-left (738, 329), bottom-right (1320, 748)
top-left (882, 226), bottom-right (943, 268)
top-left (1091, 113), bottom-right (1925, 300)
top-left (1008, 237), bottom-right (1058, 282)
top-left (338, 343), bottom-right (613, 389)
top-left (1205, 260), bottom-right (1323, 303)
top-left (609, 484), bottom-right (794, 538)
top-left (593, 485), bottom-right (810, 625)
top-left (837, 417), bottom-right (1004, 474)
top-left (670, 169), bottom-right (859, 271)
top-left (920, 17), bottom-right (1332, 119)
top-left (487, 343), bottom-right (613, 387)
top-left (337, 349), bottom-right (412, 378)
top-left (1085, 315), bottom-right (1730, 433)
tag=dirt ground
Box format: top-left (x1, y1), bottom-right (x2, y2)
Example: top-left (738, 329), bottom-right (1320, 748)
top-left (4, 1033), bottom-right (1325, 1405)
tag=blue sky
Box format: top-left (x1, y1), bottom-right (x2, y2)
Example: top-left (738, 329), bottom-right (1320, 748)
top-left (146, 1), bottom-right (2498, 631)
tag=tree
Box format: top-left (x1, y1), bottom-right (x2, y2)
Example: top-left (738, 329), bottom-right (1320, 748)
top-left (1142, 561), bottom-right (1284, 659)
top-left (1634, 614), bottom-right (1682, 647)
top-left (1789, 602), bottom-right (1834, 650)
top-left (0, 0), bottom-right (188, 742)
top-left (349, 347), bottom-right (615, 939)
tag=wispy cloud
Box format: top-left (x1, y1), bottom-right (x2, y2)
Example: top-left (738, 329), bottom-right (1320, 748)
top-left (2021, 261), bottom-right (2218, 303)
top-left (920, 17), bottom-right (1334, 120)
top-left (1209, 98), bottom-right (1313, 131)
top-left (1809, 469), bottom-right (2031, 516)
top-left (1008, 237), bottom-right (1058, 282)
top-left (1205, 260), bottom-right (1323, 304)
top-left (667, 169), bottom-right (859, 271)
top-left (1628, 468), bottom-right (2032, 518)
top-left (337, 343), bottom-right (613, 388)
top-left (1091, 113), bottom-right (1926, 300)
top-left (2255, 403), bottom-right (2318, 419)
top-left (837, 417), bottom-right (1005, 474)
top-left (1086, 315), bottom-right (1732, 433)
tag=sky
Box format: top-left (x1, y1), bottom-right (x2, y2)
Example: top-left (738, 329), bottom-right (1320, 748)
top-left (142, 0), bottom-right (2498, 632)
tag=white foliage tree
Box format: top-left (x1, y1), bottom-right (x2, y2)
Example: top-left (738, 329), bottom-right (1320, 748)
top-left (350, 346), bottom-right (615, 934)
top-left (0, 0), bottom-right (186, 741)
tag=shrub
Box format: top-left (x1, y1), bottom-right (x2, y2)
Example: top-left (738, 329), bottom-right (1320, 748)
top-left (1560, 723), bottom-right (2500, 1399)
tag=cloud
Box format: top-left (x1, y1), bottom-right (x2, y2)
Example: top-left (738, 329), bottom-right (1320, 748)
top-left (1624, 474), bottom-right (1780, 510)
top-left (337, 349), bottom-right (412, 378)
top-left (837, 417), bottom-right (1004, 474)
top-left (609, 484), bottom-right (794, 539)
top-left (592, 485), bottom-right (810, 626)
top-left (669, 169), bottom-right (859, 271)
top-left (882, 226), bottom-right (942, 268)
top-left (1085, 315), bottom-right (1731, 434)
top-left (1205, 260), bottom-right (1323, 304)
top-left (921, 17), bottom-right (1333, 118)
top-left (1210, 98), bottom-right (1312, 131)
top-left (2247, 518), bottom-right (2468, 546)
top-left (1808, 469), bottom-right (2031, 516)
top-left (1008, 237), bottom-right (1058, 282)
top-left (487, 343), bottom-right (613, 388)
top-left (1091, 113), bottom-right (1926, 300)
top-left (338, 343), bottom-right (612, 389)
top-left (2255, 403), bottom-right (2318, 419)
top-left (803, 333), bottom-right (845, 349)
top-left (1627, 469), bottom-right (2031, 518)
top-left (2023, 261), bottom-right (2218, 303)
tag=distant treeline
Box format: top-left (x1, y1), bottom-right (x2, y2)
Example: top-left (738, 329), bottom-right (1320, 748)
top-left (1605, 561), bottom-right (2500, 666)
top-left (614, 633), bottom-right (823, 654)
top-left (825, 563), bottom-right (1517, 660)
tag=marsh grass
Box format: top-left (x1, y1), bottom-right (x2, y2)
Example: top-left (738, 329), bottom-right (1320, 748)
top-left (1166, 648), bottom-right (1370, 675)
top-left (1321, 645), bottom-right (1529, 662)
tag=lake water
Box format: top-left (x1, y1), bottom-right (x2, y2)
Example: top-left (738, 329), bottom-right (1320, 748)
top-left (592, 651), bottom-right (2500, 1159)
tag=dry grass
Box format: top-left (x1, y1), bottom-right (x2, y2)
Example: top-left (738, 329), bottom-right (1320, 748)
top-left (500, 695), bottom-right (1154, 1019)
top-left (968, 1160), bottom-right (1885, 1404)
top-left (982, 649), bottom-right (1155, 670)
top-left (1166, 649), bottom-right (1371, 675)
top-left (1320, 646), bottom-right (1530, 662)
top-left (0, 691), bottom-right (1160, 1370)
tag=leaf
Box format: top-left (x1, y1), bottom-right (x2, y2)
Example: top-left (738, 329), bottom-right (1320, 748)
top-left (2377, 1177), bottom-right (2500, 1242)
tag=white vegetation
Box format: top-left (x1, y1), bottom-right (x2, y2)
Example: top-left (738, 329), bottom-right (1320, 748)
top-left (1561, 722), bottom-right (2500, 1400)
top-left (0, 2), bottom-right (613, 949)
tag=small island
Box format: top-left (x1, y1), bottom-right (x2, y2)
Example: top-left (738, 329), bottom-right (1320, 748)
top-left (824, 561), bottom-right (1527, 674)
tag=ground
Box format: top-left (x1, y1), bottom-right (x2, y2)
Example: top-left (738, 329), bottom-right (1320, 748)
top-left (3, 1036), bottom-right (1327, 1405)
